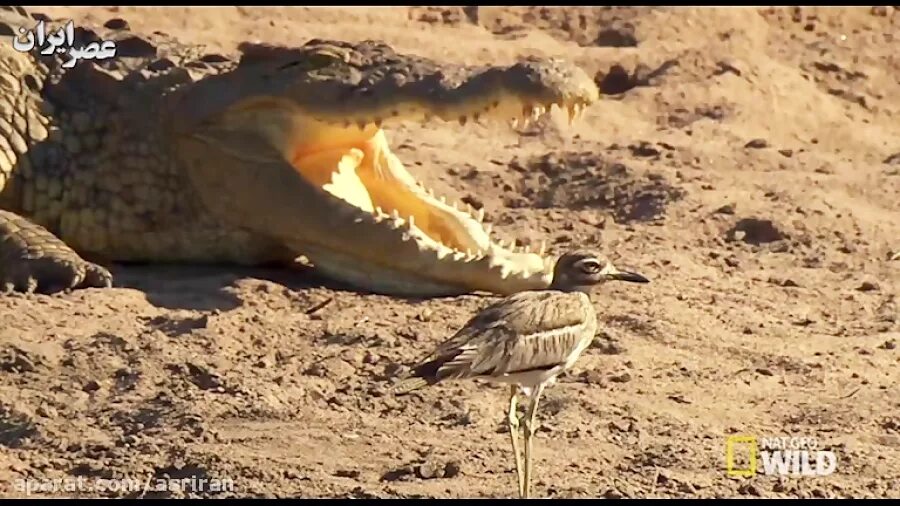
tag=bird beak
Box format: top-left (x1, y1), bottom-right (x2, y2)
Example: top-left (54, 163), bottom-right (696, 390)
top-left (601, 263), bottom-right (650, 283)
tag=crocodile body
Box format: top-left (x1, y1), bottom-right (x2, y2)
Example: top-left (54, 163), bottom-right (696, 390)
top-left (0, 7), bottom-right (600, 296)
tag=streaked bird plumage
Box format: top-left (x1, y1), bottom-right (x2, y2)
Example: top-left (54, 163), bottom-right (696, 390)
top-left (391, 249), bottom-right (650, 498)
top-left (392, 290), bottom-right (597, 395)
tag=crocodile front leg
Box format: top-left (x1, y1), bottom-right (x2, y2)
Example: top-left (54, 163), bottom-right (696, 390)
top-left (0, 210), bottom-right (112, 294)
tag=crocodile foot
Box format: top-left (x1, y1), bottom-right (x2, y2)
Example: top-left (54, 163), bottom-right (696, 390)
top-left (0, 211), bottom-right (113, 294)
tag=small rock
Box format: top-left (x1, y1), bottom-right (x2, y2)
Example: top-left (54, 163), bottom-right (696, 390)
top-left (0, 346), bottom-right (37, 373)
top-left (739, 483), bottom-right (762, 496)
top-left (416, 308), bottom-right (434, 322)
top-left (677, 481), bottom-right (695, 493)
top-left (305, 357), bottom-right (356, 380)
top-left (878, 340), bottom-right (896, 350)
top-left (629, 142), bottom-right (660, 157)
top-left (461, 194), bottom-right (483, 210)
top-left (578, 370), bottom-right (606, 385)
top-left (745, 138), bottom-right (769, 149)
top-left (769, 277), bottom-right (799, 288)
top-left (857, 281), bottom-right (879, 292)
top-left (36, 404), bottom-right (57, 418)
top-left (103, 18), bottom-right (130, 30)
top-left (444, 461), bottom-right (461, 478)
top-left (728, 218), bottom-right (785, 245)
top-left (609, 372), bottom-right (632, 383)
top-left (668, 394), bottom-right (691, 404)
top-left (714, 203), bottom-right (736, 215)
top-left (380, 466), bottom-right (415, 482)
top-left (778, 149), bottom-right (794, 158)
top-left (602, 488), bottom-right (625, 499)
top-left (756, 368), bottom-right (774, 376)
top-left (655, 470), bottom-right (670, 485)
top-left (415, 459), bottom-right (460, 480)
top-left (82, 380), bottom-right (102, 393)
top-left (715, 59), bottom-right (743, 76)
top-left (608, 419), bottom-right (634, 433)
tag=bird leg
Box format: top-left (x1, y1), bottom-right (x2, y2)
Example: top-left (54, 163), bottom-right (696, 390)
top-left (523, 383), bottom-right (546, 499)
top-left (507, 384), bottom-right (525, 498)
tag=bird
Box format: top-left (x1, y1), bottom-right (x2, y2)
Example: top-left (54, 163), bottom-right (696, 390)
top-left (391, 249), bottom-right (650, 498)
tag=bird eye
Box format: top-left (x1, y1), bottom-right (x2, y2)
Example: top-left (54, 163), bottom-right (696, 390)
top-left (580, 260), bottom-right (601, 273)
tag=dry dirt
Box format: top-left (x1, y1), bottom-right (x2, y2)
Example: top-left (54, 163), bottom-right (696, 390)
top-left (1, 6), bottom-right (899, 499)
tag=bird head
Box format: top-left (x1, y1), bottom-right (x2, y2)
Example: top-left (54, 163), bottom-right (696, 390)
top-left (550, 249), bottom-right (649, 292)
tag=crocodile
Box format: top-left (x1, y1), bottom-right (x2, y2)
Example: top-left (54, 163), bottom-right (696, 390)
top-left (0, 7), bottom-right (600, 297)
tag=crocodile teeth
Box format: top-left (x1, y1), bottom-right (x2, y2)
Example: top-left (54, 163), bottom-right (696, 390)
top-left (510, 118), bottom-right (519, 128)
top-left (538, 240), bottom-right (548, 256)
top-left (407, 215), bottom-right (416, 229)
top-left (566, 103), bottom-right (585, 125)
top-left (459, 116), bottom-right (468, 126)
top-left (475, 208), bottom-right (485, 222)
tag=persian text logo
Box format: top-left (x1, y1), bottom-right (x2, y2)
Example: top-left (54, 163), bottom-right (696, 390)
top-left (10, 19), bottom-right (117, 68)
top-left (726, 435), bottom-right (837, 478)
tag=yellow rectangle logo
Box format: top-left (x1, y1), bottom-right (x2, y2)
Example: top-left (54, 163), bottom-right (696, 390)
top-left (726, 435), bottom-right (758, 477)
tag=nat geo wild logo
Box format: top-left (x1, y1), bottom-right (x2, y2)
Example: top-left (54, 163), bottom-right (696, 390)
top-left (726, 435), bottom-right (838, 478)
top-left (10, 19), bottom-right (117, 68)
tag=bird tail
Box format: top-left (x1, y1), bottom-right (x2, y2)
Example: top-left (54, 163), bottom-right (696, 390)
top-left (389, 359), bottom-right (444, 395)
top-left (389, 377), bottom-right (430, 395)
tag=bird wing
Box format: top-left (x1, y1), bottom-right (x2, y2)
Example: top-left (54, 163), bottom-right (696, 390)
top-left (426, 291), bottom-right (595, 380)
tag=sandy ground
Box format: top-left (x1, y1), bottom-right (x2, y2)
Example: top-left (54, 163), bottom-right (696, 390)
top-left (1, 6), bottom-right (898, 499)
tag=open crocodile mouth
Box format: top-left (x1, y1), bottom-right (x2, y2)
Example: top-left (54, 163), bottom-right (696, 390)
top-left (190, 42), bottom-right (601, 294)
top-left (277, 93), bottom-right (593, 287)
